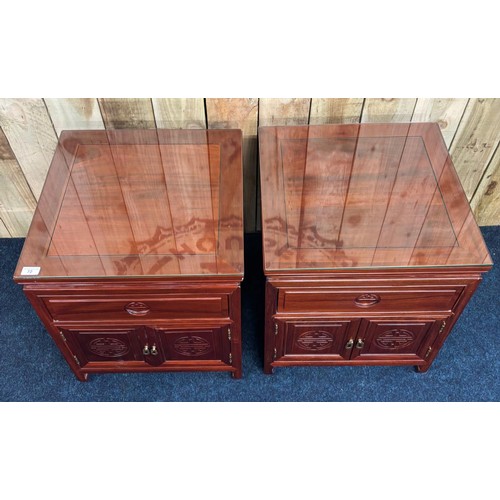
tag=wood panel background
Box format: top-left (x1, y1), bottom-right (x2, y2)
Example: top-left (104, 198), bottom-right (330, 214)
top-left (0, 98), bottom-right (498, 236)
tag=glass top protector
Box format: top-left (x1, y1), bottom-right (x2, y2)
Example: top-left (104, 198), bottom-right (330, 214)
top-left (15, 129), bottom-right (244, 279)
top-left (259, 123), bottom-right (492, 272)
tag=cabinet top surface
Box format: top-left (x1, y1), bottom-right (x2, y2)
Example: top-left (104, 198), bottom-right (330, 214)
top-left (259, 123), bottom-right (492, 274)
top-left (14, 129), bottom-right (244, 280)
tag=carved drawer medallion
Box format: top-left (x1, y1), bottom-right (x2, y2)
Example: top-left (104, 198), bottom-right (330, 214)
top-left (296, 330), bottom-right (334, 351)
top-left (88, 337), bottom-right (130, 357)
top-left (354, 293), bottom-right (381, 307)
top-left (124, 301), bottom-right (150, 316)
top-left (374, 329), bottom-right (415, 350)
top-left (173, 336), bottom-right (212, 356)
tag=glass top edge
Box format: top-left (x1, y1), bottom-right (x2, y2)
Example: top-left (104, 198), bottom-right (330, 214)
top-left (14, 272), bottom-right (244, 281)
top-left (264, 262), bottom-right (493, 272)
top-left (258, 122), bottom-right (439, 129)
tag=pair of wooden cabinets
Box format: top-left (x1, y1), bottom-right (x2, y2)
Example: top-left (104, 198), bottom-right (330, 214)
top-left (13, 125), bottom-right (493, 381)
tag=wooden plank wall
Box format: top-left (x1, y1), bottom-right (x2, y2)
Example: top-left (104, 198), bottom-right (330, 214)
top-left (0, 98), bottom-right (499, 237)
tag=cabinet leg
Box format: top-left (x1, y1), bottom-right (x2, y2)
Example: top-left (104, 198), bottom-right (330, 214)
top-left (229, 286), bottom-right (242, 380)
top-left (416, 364), bottom-right (430, 373)
top-left (76, 371), bottom-right (89, 382)
top-left (264, 363), bottom-right (274, 375)
top-left (264, 281), bottom-right (277, 375)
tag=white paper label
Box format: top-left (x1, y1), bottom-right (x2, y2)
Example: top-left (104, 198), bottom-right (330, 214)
top-left (21, 266), bottom-right (41, 276)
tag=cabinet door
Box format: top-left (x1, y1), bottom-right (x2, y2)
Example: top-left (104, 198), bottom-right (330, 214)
top-left (155, 324), bottom-right (231, 363)
top-left (276, 318), bottom-right (361, 361)
top-left (351, 318), bottom-right (446, 362)
top-left (61, 326), bottom-right (146, 366)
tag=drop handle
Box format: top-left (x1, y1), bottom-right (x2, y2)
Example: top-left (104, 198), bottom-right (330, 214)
top-left (356, 339), bottom-right (365, 349)
top-left (150, 344), bottom-right (158, 356)
top-left (143, 344), bottom-right (150, 356)
top-left (345, 339), bottom-right (354, 350)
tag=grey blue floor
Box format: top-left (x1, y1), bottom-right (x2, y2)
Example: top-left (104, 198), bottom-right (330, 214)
top-left (1, 228), bottom-right (499, 401)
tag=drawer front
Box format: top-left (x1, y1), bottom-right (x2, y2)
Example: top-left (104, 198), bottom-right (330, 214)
top-left (278, 286), bottom-right (463, 314)
top-left (42, 293), bottom-right (230, 322)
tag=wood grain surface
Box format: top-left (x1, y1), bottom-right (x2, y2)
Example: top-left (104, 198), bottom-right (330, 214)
top-left (0, 98), bottom-right (58, 199)
top-left (0, 157), bottom-right (36, 236)
top-left (14, 129), bottom-right (244, 279)
top-left (0, 218), bottom-right (9, 237)
top-left (258, 123), bottom-right (492, 271)
top-left (206, 98), bottom-right (258, 231)
top-left (98, 98), bottom-right (156, 129)
top-left (0, 128), bottom-right (37, 236)
top-left (411, 98), bottom-right (468, 147)
top-left (259, 98), bottom-right (311, 126)
top-left (361, 98), bottom-right (417, 123)
top-left (152, 98), bottom-right (205, 129)
top-left (44, 98), bottom-right (104, 135)
top-left (309, 98), bottom-right (364, 124)
top-left (471, 144), bottom-right (500, 225)
top-left (449, 98), bottom-right (500, 199)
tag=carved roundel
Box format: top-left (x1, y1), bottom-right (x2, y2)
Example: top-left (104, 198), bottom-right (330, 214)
top-left (296, 330), bottom-right (334, 351)
top-left (88, 337), bottom-right (129, 357)
top-left (173, 336), bottom-right (211, 356)
top-left (354, 293), bottom-right (381, 307)
top-left (375, 329), bottom-right (415, 350)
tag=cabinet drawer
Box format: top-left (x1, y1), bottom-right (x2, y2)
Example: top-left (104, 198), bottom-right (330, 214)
top-left (277, 286), bottom-right (463, 314)
top-left (41, 293), bottom-right (229, 322)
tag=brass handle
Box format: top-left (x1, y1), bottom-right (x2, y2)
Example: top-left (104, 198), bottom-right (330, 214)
top-left (356, 339), bottom-right (365, 349)
top-left (345, 339), bottom-right (354, 349)
top-left (151, 344), bottom-right (158, 356)
top-left (143, 344), bottom-right (150, 355)
top-left (125, 302), bottom-right (151, 316)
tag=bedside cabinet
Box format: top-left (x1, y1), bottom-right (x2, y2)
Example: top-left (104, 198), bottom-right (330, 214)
top-left (259, 123), bottom-right (492, 374)
top-left (14, 129), bottom-right (244, 381)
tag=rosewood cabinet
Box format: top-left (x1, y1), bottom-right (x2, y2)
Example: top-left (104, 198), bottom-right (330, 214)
top-left (14, 129), bottom-right (244, 381)
top-left (259, 123), bottom-right (492, 374)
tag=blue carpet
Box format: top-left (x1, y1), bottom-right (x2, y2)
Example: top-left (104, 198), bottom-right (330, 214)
top-left (0, 229), bottom-right (499, 402)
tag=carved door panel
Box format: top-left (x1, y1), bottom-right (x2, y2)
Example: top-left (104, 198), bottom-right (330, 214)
top-left (351, 318), bottom-right (446, 362)
top-left (60, 326), bottom-right (146, 366)
top-left (276, 318), bottom-right (361, 361)
top-left (155, 324), bottom-right (231, 363)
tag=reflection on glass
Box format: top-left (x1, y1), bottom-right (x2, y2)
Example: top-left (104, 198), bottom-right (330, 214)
top-left (15, 129), bottom-right (243, 278)
top-left (260, 123), bottom-right (492, 271)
